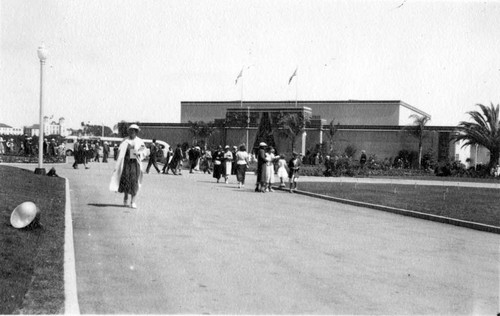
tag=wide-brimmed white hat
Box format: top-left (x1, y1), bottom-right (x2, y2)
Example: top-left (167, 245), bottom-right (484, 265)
top-left (128, 124), bottom-right (140, 131)
top-left (259, 142), bottom-right (267, 147)
top-left (10, 201), bottom-right (41, 229)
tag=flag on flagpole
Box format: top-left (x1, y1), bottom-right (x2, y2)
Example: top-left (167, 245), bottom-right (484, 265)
top-left (235, 68), bottom-right (243, 85)
top-left (288, 67), bottom-right (297, 85)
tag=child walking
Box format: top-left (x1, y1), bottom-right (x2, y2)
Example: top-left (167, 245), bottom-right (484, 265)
top-left (276, 154), bottom-right (289, 188)
top-left (288, 152), bottom-right (301, 192)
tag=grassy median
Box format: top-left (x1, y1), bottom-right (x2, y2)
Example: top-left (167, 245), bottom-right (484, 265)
top-left (0, 165), bottom-right (65, 314)
top-left (297, 181), bottom-right (500, 227)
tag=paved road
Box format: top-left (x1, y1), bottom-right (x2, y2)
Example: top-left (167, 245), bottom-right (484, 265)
top-left (7, 160), bottom-right (500, 314)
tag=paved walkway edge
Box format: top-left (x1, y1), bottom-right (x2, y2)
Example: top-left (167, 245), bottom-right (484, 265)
top-left (275, 187), bottom-right (500, 235)
top-left (64, 178), bottom-right (80, 314)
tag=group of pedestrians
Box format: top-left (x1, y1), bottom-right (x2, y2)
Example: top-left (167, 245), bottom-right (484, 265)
top-left (0, 135), bottom-right (67, 157)
top-left (254, 142), bottom-right (301, 193)
top-left (107, 124), bottom-right (304, 210)
top-left (72, 139), bottom-right (112, 169)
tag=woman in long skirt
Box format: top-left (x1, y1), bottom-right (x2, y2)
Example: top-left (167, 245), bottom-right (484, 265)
top-left (264, 147), bottom-right (278, 192)
top-left (109, 124), bottom-right (146, 209)
top-left (212, 145), bottom-right (224, 182)
top-left (223, 145), bottom-right (233, 184)
top-left (235, 144), bottom-right (249, 188)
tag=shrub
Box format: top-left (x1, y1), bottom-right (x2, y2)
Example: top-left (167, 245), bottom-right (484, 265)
top-left (343, 144), bottom-right (357, 158)
top-left (0, 154), bottom-right (66, 164)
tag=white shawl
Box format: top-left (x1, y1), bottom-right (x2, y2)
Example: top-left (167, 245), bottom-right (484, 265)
top-left (109, 137), bottom-right (146, 192)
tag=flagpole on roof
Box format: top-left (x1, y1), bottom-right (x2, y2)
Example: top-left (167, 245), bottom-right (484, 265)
top-left (295, 68), bottom-right (298, 108)
top-left (235, 67), bottom-right (243, 108)
top-left (288, 66), bottom-right (298, 107)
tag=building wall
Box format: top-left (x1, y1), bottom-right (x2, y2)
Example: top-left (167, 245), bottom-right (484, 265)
top-left (307, 102), bottom-right (400, 125)
top-left (304, 128), bottom-right (456, 164)
top-left (181, 100), bottom-right (429, 126)
top-left (128, 122), bottom-right (458, 164)
top-left (0, 127), bottom-right (23, 135)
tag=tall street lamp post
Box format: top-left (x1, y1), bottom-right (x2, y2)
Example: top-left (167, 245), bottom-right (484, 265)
top-left (35, 44), bottom-right (48, 175)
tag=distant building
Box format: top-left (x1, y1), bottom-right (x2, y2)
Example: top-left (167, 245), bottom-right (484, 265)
top-left (119, 99), bottom-right (467, 166)
top-left (0, 123), bottom-right (23, 135)
top-left (24, 117), bottom-right (69, 137)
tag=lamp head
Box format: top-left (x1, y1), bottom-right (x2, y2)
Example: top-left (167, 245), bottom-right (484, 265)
top-left (37, 44), bottom-right (48, 61)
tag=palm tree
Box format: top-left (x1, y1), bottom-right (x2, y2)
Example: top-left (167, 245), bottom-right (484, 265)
top-left (405, 114), bottom-right (430, 168)
top-left (454, 103), bottom-right (500, 172)
top-left (277, 112), bottom-right (310, 153)
top-left (324, 119), bottom-right (339, 154)
top-left (188, 120), bottom-right (216, 147)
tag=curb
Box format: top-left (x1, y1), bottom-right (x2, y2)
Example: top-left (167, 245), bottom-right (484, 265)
top-left (274, 187), bottom-right (500, 235)
top-left (64, 178), bottom-right (80, 314)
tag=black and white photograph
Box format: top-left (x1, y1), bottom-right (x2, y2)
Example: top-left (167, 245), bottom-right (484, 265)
top-left (0, 0), bottom-right (499, 314)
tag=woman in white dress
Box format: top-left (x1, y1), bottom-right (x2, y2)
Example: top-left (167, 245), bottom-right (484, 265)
top-left (276, 154), bottom-right (289, 187)
top-left (264, 147), bottom-right (278, 192)
top-left (223, 145), bottom-right (233, 184)
top-left (109, 124), bottom-right (146, 209)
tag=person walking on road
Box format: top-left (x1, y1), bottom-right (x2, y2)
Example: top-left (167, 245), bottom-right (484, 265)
top-left (235, 144), bottom-right (249, 188)
top-left (161, 146), bottom-right (174, 174)
top-left (212, 145), bottom-right (224, 183)
top-left (109, 124), bottom-right (146, 209)
top-left (255, 142), bottom-right (267, 192)
top-left (102, 141), bottom-right (110, 163)
top-left (264, 146), bottom-right (278, 192)
top-left (146, 139), bottom-right (161, 174)
top-left (168, 143), bottom-right (183, 175)
top-left (276, 154), bottom-right (289, 188)
top-left (288, 152), bottom-right (301, 193)
top-left (73, 139), bottom-right (84, 169)
top-left (113, 144), bottom-right (119, 161)
top-left (223, 145), bottom-right (233, 184)
top-left (188, 146), bottom-right (201, 174)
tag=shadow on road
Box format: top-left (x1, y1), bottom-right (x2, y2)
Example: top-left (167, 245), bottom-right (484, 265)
top-left (88, 203), bottom-right (126, 208)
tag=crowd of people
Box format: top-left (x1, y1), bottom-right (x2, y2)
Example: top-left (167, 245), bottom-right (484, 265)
top-left (155, 142), bottom-right (303, 192)
top-left (0, 135), bottom-right (67, 157)
top-left (107, 125), bottom-right (305, 209)
top-left (72, 138), bottom-right (114, 169)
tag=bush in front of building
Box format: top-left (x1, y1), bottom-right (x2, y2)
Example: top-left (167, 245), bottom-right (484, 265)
top-left (0, 153), bottom-right (66, 164)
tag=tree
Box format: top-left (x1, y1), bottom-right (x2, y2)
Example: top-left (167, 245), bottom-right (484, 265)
top-left (324, 119), bottom-right (339, 154)
top-left (253, 112), bottom-right (276, 151)
top-left (188, 121), bottom-right (216, 147)
top-left (405, 114), bottom-right (430, 168)
top-left (453, 103), bottom-right (500, 172)
top-left (277, 112), bottom-right (310, 153)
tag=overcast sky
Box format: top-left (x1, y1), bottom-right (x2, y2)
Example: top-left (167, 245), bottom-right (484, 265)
top-left (1, 0), bottom-right (500, 130)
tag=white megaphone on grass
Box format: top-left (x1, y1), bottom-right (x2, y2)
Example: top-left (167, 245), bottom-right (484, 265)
top-left (10, 202), bottom-right (41, 229)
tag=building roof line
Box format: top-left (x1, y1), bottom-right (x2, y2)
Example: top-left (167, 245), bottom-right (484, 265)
top-left (181, 100), bottom-right (432, 118)
top-left (183, 100), bottom-right (417, 105)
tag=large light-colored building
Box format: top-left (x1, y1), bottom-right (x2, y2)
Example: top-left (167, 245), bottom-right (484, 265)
top-left (180, 100), bottom-right (431, 126)
top-left (24, 117), bottom-right (69, 137)
top-left (120, 99), bottom-right (469, 167)
top-left (0, 123), bottom-right (23, 135)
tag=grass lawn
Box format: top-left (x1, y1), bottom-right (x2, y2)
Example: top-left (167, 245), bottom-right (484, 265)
top-left (0, 165), bottom-right (66, 314)
top-left (373, 175), bottom-right (500, 184)
top-left (297, 181), bottom-right (500, 227)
